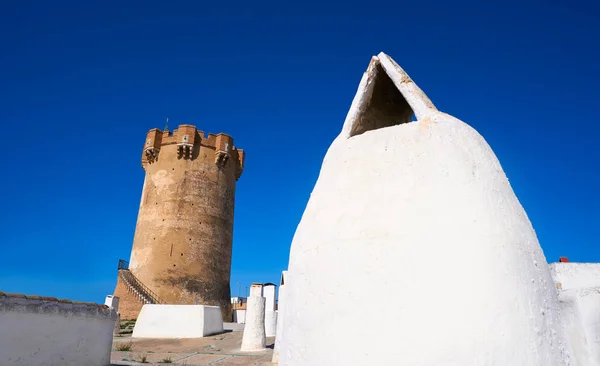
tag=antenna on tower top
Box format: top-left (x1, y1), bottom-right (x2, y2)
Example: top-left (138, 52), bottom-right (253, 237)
top-left (164, 117), bottom-right (169, 133)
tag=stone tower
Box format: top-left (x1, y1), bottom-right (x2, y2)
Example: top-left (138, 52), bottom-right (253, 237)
top-left (114, 124), bottom-right (244, 321)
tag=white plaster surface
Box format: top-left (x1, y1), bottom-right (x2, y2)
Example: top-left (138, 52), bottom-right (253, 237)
top-left (265, 310), bottom-right (277, 337)
top-left (263, 284), bottom-right (277, 337)
top-left (263, 284), bottom-right (276, 311)
top-left (105, 295), bottom-right (121, 334)
top-left (233, 309), bottom-right (246, 324)
top-left (132, 304), bottom-right (223, 338)
top-left (571, 289), bottom-right (600, 364)
top-left (105, 295), bottom-right (120, 311)
top-left (241, 296), bottom-right (266, 351)
top-left (0, 295), bottom-right (117, 366)
top-left (250, 284), bottom-right (263, 297)
top-left (559, 289), bottom-right (600, 366)
top-left (278, 52), bottom-right (572, 366)
top-left (551, 263), bottom-right (600, 291)
top-left (272, 271), bottom-right (287, 363)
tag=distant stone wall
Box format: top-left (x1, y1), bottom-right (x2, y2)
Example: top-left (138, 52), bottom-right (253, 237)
top-left (232, 302), bottom-right (247, 310)
top-left (0, 292), bottom-right (117, 366)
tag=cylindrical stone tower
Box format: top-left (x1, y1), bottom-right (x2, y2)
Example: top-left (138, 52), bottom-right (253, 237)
top-left (114, 124), bottom-right (244, 321)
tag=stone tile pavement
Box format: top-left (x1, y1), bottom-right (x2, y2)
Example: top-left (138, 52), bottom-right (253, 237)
top-left (111, 328), bottom-right (274, 366)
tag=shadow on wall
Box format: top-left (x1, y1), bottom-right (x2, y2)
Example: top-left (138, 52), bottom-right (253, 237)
top-left (156, 270), bottom-right (231, 307)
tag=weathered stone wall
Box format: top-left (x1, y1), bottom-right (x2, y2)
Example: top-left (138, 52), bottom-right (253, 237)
top-left (116, 124), bottom-right (244, 321)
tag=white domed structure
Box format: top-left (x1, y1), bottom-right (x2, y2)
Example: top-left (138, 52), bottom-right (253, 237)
top-left (277, 52), bottom-right (572, 366)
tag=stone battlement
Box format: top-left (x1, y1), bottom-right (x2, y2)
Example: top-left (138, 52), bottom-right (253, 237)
top-left (142, 124), bottom-right (245, 180)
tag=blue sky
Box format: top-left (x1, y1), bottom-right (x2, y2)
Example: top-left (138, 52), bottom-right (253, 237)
top-left (0, 0), bottom-right (598, 303)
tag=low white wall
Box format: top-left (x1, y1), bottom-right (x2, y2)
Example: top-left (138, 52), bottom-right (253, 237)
top-left (559, 290), bottom-right (594, 366)
top-left (273, 271), bottom-right (288, 363)
top-left (263, 284), bottom-right (277, 336)
top-left (104, 295), bottom-right (120, 310)
top-left (577, 288), bottom-right (600, 363)
top-left (0, 292), bottom-right (117, 366)
top-left (559, 288), bottom-right (600, 365)
top-left (233, 309), bottom-right (246, 324)
top-left (265, 310), bottom-right (277, 337)
top-left (105, 295), bottom-right (120, 334)
top-left (550, 263), bottom-right (600, 291)
top-left (132, 304), bottom-right (223, 338)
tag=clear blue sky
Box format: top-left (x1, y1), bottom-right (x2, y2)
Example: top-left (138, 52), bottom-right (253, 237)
top-left (0, 0), bottom-right (598, 303)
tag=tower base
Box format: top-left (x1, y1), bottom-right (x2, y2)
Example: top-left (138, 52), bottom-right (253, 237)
top-left (112, 275), bottom-right (144, 320)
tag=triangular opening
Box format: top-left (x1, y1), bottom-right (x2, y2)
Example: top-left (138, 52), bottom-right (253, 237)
top-left (349, 62), bottom-right (414, 138)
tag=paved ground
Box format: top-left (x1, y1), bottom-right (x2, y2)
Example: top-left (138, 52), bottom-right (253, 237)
top-left (111, 324), bottom-right (274, 366)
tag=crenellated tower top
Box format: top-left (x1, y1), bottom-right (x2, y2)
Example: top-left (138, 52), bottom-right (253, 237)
top-left (142, 124), bottom-right (245, 180)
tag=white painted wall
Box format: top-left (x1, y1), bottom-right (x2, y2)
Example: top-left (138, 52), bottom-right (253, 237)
top-left (575, 288), bottom-right (600, 363)
top-left (551, 263), bottom-right (600, 291)
top-left (551, 263), bottom-right (600, 365)
top-left (263, 284), bottom-right (277, 337)
top-left (0, 295), bottom-right (117, 366)
top-left (233, 309), bottom-right (246, 324)
top-left (559, 288), bottom-right (600, 366)
top-left (265, 310), bottom-right (277, 337)
top-left (273, 271), bottom-right (288, 363)
top-left (263, 285), bottom-right (276, 311)
top-left (104, 295), bottom-right (120, 311)
top-left (278, 52), bottom-right (572, 366)
top-left (105, 295), bottom-right (121, 334)
top-left (132, 305), bottom-right (223, 338)
top-left (241, 293), bottom-right (266, 351)
top-left (249, 283), bottom-right (263, 297)
top-left (559, 290), bottom-right (594, 366)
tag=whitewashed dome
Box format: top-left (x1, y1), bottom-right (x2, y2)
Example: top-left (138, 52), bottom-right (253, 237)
top-left (278, 52), bottom-right (572, 366)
